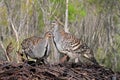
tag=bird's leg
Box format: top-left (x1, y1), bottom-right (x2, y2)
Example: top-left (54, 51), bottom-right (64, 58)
top-left (60, 54), bottom-right (69, 63)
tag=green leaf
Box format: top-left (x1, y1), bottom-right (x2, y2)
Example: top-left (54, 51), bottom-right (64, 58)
top-left (68, 4), bottom-right (76, 21)
top-left (80, 9), bottom-right (86, 17)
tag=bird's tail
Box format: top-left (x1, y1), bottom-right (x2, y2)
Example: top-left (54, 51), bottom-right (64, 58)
top-left (90, 57), bottom-right (99, 65)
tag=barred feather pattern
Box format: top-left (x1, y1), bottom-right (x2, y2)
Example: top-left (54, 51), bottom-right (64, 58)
top-left (21, 31), bottom-right (52, 61)
top-left (52, 22), bottom-right (98, 65)
top-left (21, 36), bottom-right (42, 59)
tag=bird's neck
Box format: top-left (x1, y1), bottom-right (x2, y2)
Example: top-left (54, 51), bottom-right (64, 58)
top-left (44, 40), bottom-right (50, 57)
top-left (53, 25), bottom-right (59, 32)
top-left (53, 26), bottom-right (65, 43)
top-left (53, 24), bottom-right (65, 33)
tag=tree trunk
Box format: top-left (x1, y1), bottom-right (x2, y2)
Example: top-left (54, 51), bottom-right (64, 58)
top-left (64, 0), bottom-right (69, 32)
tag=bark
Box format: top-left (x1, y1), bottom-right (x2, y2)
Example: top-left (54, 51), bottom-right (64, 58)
top-left (64, 0), bottom-right (69, 32)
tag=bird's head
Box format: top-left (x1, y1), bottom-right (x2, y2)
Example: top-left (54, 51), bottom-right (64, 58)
top-left (44, 31), bottom-right (53, 39)
top-left (51, 20), bottom-right (59, 31)
top-left (51, 20), bottom-right (64, 33)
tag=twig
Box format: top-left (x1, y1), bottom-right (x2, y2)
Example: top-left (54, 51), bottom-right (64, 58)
top-left (0, 41), bottom-right (10, 61)
top-left (54, 16), bottom-right (64, 26)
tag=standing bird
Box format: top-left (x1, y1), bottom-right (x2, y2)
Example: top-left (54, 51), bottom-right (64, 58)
top-left (51, 21), bottom-right (99, 65)
top-left (21, 31), bottom-right (52, 64)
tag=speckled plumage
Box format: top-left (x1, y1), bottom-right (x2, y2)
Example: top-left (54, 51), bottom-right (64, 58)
top-left (21, 31), bottom-right (52, 63)
top-left (52, 21), bottom-right (98, 65)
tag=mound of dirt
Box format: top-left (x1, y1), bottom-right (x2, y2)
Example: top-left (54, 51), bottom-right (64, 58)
top-left (0, 61), bottom-right (119, 80)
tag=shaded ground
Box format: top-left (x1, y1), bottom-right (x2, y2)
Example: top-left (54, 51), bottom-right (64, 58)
top-left (0, 61), bottom-right (119, 80)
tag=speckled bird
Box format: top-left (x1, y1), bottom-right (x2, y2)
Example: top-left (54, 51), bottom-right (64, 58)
top-left (52, 21), bottom-right (99, 65)
top-left (21, 31), bottom-right (52, 64)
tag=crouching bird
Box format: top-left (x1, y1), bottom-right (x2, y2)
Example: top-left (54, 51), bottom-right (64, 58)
top-left (21, 31), bottom-right (52, 64)
top-left (51, 21), bottom-right (99, 65)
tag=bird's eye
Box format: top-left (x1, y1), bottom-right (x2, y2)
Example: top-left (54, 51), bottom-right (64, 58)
top-left (49, 34), bottom-right (51, 36)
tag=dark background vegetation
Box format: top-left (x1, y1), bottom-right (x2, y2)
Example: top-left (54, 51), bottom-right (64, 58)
top-left (0, 0), bottom-right (120, 71)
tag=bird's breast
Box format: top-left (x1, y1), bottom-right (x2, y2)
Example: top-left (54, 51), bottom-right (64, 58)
top-left (56, 41), bottom-right (62, 51)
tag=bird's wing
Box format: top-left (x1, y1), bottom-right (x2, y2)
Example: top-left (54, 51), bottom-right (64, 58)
top-left (21, 36), bottom-right (43, 58)
top-left (32, 38), bottom-right (47, 58)
top-left (61, 32), bottom-right (83, 51)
